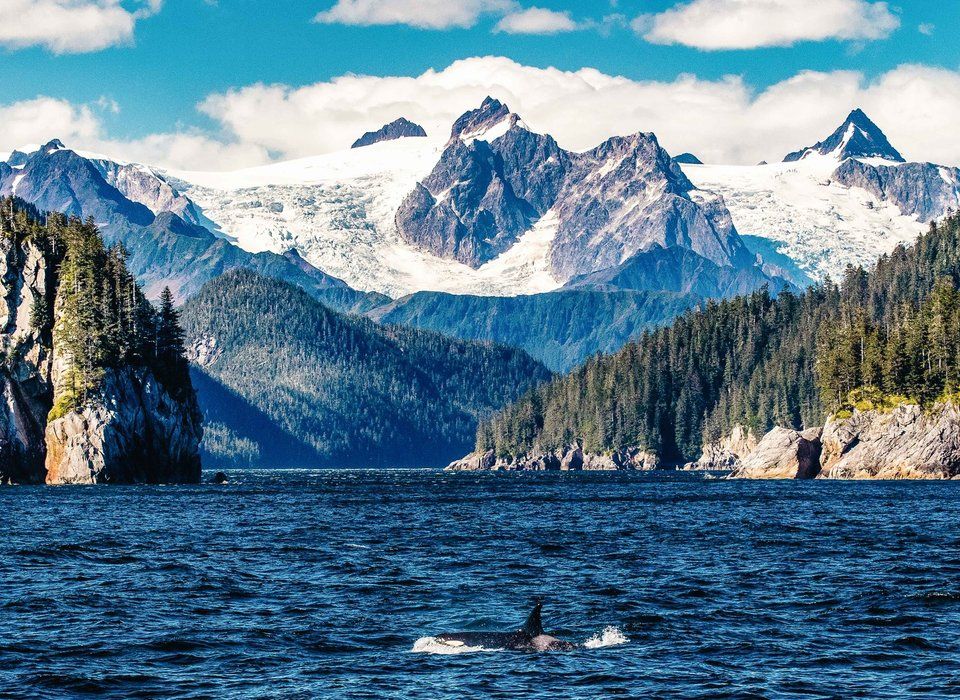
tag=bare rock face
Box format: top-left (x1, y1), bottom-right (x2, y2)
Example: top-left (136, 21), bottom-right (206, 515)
top-left (351, 117), bottom-right (427, 149)
top-left (832, 159), bottom-right (960, 223)
top-left (0, 236), bottom-right (53, 484)
top-left (685, 425), bottom-right (758, 470)
top-left (730, 427), bottom-right (823, 479)
top-left (819, 403), bottom-right (960, 479)
top-left (44, 368), bottom-right (202, 485)
top-left (445, 444), bottom-right (659, 471)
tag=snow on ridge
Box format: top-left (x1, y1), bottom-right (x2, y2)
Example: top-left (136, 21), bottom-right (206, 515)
top-left (171, 136), bottom-right (562, 298)
top-left (681, 158), bottom-right (926, 284)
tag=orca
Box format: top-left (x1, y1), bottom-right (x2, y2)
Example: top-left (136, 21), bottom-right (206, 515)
top-left (433, 600), bottom-right (577, 652)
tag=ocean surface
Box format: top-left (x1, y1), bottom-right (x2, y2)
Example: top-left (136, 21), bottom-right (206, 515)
top-left (2, 470), bottom-right (960, 699)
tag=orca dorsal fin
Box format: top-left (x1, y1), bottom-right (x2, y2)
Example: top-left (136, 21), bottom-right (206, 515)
top-left (521, 600), bottom-right (543, 637)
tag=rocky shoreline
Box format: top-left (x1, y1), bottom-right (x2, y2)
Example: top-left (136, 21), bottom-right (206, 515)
top-left (729, 402), bottom-right (960, 479)
top-left (451, 403), bottom-right (960, 479)
top-left (447, 444), bottom-right (660, 472)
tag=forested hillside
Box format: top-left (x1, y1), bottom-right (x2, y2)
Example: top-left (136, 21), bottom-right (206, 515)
top-left (180, 270), bottom-right (552, 468)
top-left (478, 213), bottom-right (960, 464)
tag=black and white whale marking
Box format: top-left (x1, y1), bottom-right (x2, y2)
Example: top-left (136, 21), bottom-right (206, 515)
top-left (433, 601), bottom-right (576, 652)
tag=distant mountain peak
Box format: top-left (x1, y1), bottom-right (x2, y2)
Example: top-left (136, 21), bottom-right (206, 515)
top-left (673, 152), bottom-right (703, 165)
top-left (449, 97), bottom-right (525, 144)
top-left (41, 139), bottom-right (67, 154)
top-left (784, 109), bottom-right (904, 163)
top-left (351, 117), bottom-right (427, 149)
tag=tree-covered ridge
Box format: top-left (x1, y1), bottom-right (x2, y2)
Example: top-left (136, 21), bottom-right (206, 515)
top-left (0, 197), bottom-right (191, 417)
top-left (478, 212), bottom-right (960, 464)
top-left (180, 269), bottom-right (553, 468)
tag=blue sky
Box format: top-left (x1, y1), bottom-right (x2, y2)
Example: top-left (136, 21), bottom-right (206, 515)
top-left (1, 0), bottom-right (958, 168)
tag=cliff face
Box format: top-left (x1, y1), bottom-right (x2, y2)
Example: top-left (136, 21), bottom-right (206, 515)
top-left (0, 200), bottom-right (202, 485)
top-left (44, 367), bottom-right (202, 484)
top-left (728, 403), bottom-right (960, 480)
top-left (819, 404), bottom-right (960, 479)
top-left (684, 425), bottom-right (758, 470)
top-left (0, 235), bottom-right (53, 483)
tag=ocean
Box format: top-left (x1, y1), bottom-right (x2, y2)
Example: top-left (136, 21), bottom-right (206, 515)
top-left (2, 470), bottom-right (960, 698)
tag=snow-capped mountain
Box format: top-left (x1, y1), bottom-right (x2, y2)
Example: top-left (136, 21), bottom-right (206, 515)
top-left (683, 110), bottom-right (960, 282)
top-left (783, 108), bottom-right (904, 163)
top-left (351, 117), bottom-right (427, 149)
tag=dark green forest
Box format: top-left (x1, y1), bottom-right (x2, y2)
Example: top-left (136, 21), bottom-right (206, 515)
top-left (180, 269), bottom-right (553, 468)
top-left (1, 197), bottom-right (191, 418)
top-left (478, 212), bottom-right (960, 463)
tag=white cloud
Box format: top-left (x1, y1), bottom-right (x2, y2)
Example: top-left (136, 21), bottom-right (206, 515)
top-left (5, 57), bottom-right (960, 170)
top-left (639, 0), bottom-right (899, 50)
top-left (314, 0), bottom-right (515, 29)
top-left (0, 0), bottom-right (162, 54)
top-left (494, 7), bottom-right (579, 34)
top-left (918, 23), bottom-right (935, 36)
top-left (0, 97), bottom-right (267, 171)
top-left (196, 57), bottom-right (960, 167)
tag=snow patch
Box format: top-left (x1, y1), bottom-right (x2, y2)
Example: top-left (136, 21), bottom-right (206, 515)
top-left (682, 158), bottom-right (925, 283)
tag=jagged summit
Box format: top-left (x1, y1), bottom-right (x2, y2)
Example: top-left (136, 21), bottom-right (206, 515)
top-left (42, 138), bottom-right (66, 153)
top-left (448, 97), bottom-right (525, 143)
top-left (351, 117), bottom-right (427, 149)
top-left (783, 108), bottom-right (904, 163)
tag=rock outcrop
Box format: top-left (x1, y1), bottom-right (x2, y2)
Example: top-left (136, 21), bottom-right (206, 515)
top-left (44, 368), bottom-right (202, 485)
top-left (684, 425), bottom-right (758, 470)
top-left (0, 198), bottom-right (203, 484)
top-left (446, 444), bottom-right (660, 472)
top-left (0, 231), bottom-right (54, 484)
top-left (819, 403), bottom-right (960, 479)
top-left (351, 118), bottom-right (427, 149)
top-left (729, 403), bottom-right (960, 480)
top-left (729, 427), bottom-right (823, 479)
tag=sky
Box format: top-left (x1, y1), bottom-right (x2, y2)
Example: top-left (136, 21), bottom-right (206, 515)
top-left (0, 0), bottom-right (958, 169)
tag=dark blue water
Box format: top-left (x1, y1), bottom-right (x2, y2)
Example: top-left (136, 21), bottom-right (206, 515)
top-left (3, 470), bottom-right (960, 699)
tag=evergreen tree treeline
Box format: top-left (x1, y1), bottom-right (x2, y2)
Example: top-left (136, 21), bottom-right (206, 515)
top-left (1, 197), bottom-right (191, 416)
top-left (479, 212), bottom-right (960, 463)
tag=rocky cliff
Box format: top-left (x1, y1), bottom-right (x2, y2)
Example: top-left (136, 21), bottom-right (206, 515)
top-left (684, 425), bottom-right (758, 470)
top-left (446, 444), bottom-right (660, 472)
top-left (728, 403), bottom-right (960, 480)
top-left (351, 117), bottom-right (427, 148)
top-left (0, 198), bottom-right (202, 485)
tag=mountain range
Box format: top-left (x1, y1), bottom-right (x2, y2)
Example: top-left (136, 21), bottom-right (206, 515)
top-left (2, 103), bottom-right (958, 465)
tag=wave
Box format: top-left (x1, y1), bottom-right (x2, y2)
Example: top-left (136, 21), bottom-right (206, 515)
top-left (584, 626), bottom-right (629, 649)
top-left (411, 637), bottom-right (498, 654)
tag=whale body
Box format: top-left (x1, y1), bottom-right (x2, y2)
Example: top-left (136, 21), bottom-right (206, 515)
top-left (434, 601), bottom-right (576, 652)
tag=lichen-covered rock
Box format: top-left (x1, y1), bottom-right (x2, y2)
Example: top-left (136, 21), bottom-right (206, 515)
top-left (819, 403), bottom-right (960, 479)
top-left (730, 427), bottom-right (823, 479)
top-left (685, 424), bottom-right (758, 470)
top-left (45, 367), bottom-right (202, 484)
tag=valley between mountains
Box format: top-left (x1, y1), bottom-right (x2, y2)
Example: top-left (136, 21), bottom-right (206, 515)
top-left (2, 100), bottom-right (959, 475)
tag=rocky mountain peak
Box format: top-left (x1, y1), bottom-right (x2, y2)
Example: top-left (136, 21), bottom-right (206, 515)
top-left (449, 97), bottom-right (520, 143)
top-left (783, 108), bottom-right (905, 163)
top-left (41, 139), bottom-right (66, 154)
top-left (351, 117), bottom-right (428, 149)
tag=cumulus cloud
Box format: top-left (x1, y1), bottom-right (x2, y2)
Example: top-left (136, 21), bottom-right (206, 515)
top-left (5, 57), bottom-right (960, 170)
top-left (314, 0), bottom-right (514, 29)
top-left (638, 0), bottom-right (900, 50)
top-left (0, 97), bottom-right (267, 171)
top-left (494, 7), bottom-right (579, 34)
top-left (0, 0), bottom-right (162, 54)
top-left (191, 57), bottom-right (960, 167)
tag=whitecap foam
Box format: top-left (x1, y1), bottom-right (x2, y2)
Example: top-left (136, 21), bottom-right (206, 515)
top-left (583, 626), bottom-right (629, 649)
top-left (411, 636), bottom-right (500, 654)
